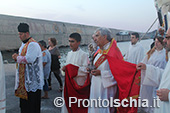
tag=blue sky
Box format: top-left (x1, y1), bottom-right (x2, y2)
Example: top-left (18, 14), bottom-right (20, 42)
top-left (0, 0), bottom-right (158, 32)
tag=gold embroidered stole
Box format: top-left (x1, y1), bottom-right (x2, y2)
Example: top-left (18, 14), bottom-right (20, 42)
top-left (94, 39), bottom-right (116, 69)
top-left (94, 54), bottom-right (107, 69)
top-left (15, 38), bottom-right (36, 100)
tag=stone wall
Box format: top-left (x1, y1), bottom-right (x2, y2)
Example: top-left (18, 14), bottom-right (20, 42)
top-left (0, 14), bottom-right (151, 51)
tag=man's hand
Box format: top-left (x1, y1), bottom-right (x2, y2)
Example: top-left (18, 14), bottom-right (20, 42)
top-left (136, 63), bottom-right (146, 70)
top-left (91, 69), bottom-right (101, 76)
top-left (12, 53), bottom-right (19, 61)
top-left (62, 66), bottom-right (66, 72)
top-left (157, 89), bottom-right (170, 101)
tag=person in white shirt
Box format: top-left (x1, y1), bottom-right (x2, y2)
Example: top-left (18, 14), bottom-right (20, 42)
top-left (138, 36), bottom-right (167, 113)
top-left (12, 23), bottom-right (44, 113)
top-left (61, 33), bottom-right (89, 113)
top-left (137, 28), bottom-right (170, 113)
top-left (38, 40), bottom-right (51, 99)
top-left (88, 27), bottom-right (123, 113)
top-left (124, 32), bottom-right (144, 64)
top-left (0, 51), bottom-right (5, 113)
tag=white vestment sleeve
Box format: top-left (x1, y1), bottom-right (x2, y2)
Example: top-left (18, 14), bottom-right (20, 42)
top-left (77, 54), bottom-right (89, 76)
top-left (142, 64), bottom-right (164, 87)
top-left (101, 70), bottom-right (117, 88)
top-left (25, 42), bottom-right (41, 63)
top-left (136, 47), bottom-right (144, 64)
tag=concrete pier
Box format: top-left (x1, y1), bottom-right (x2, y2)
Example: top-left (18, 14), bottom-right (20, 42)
top-left (5, 64), bottom-right (63, 113)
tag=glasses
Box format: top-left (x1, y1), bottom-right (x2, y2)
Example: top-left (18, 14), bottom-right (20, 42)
top-left (69, 40), bottom-right (75, 43)
top-left (165, 36), bottom-right (170, 39)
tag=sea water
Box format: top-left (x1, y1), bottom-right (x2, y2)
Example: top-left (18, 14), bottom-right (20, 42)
top-left (1, 39), bottom-right (153, 65)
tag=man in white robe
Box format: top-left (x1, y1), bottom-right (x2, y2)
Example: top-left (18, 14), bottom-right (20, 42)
top-left (88, 28), bottom-right (123, 113)
top-left (61, 33), bottom-right (89, 113)
top-left (124, 32), bottom-right (144, 64)
top-left (0, 51), bottom-right (5, 113)
top-left (138, 36), bottom-right (167, 113)
top-left (12, 23), bottom-right (44, 113)
top-left (137, 28), bottom-right (170, 113)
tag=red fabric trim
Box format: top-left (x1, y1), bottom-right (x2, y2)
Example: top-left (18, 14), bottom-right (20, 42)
top-left (107, 56), bottom-right (141, 113)
top-left (99, 39), bottom-right (140, 113)
top-left (64, 64), bottom-right (90, 113)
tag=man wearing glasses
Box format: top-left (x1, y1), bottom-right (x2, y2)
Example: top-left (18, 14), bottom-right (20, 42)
top-left (137, 28), bottom-right (170, 113)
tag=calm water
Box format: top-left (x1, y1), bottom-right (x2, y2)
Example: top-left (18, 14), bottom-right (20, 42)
top-left (1, 39), bottom-right (153, 66)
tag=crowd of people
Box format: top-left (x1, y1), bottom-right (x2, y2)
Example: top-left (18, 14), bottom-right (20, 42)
top-left (0, 23), bottom-right (170, 113)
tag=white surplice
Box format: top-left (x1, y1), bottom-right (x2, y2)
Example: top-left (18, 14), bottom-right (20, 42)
top-left (88, 42), bottom-right (117, 113)
top-left (61, 48), bottom-right (89, 113)
top-left (15, 42), bottom-right (44, 92)
top-left (124, 42), bottom-right (144, 64)
top-left (0, 51), bottom-right (5, 113)
top-left (139, 48), bottom-right (167, 113)
top-left (142, 52), bottom-right (170, 113)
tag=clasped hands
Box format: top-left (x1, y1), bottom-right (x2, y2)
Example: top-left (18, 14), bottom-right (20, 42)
top-left (87, 68), bottom-right (101, 76)
top-left (12, 53), bottom-right (19, 61)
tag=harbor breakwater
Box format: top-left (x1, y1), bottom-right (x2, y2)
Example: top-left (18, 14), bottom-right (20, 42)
top-left (0, 14), bottom-right (155, 51)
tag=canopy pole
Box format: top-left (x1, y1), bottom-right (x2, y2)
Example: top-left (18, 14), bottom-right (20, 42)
top-left (139, 17), bottom-right (158, 41)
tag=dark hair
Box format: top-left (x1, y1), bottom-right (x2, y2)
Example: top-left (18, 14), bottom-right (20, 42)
top-left (38, 40), bottom-right (47, 48)
top-left (156, 36), bottom-right (164, 45)
top-left (17, 23), bottom-right (29, 33)
top-left (69, 33), bottom-right (81, 42)
top-left (48, 38), bottom-right (57, 46)
top-left (131, 32), bottom-right (139, 39)
top-left (147, 36), bottom-right (164, 60)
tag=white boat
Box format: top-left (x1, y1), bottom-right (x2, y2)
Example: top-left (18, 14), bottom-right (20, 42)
top-left (155, 0), bottom-right (170, 30)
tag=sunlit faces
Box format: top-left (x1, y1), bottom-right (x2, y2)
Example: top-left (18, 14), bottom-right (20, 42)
top-left (68, 38), bottom-right (80, 51)
top-left (92, 31), bottom-right (106, 48)
top-left (131, 35), bottom-right (138, 45)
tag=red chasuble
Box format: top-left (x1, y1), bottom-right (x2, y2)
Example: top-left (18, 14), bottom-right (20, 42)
top-left (107, 57), bottom-right (141, 113)
top-left (64, 64), bottom-right (90, 113)
top-left (96, 38), bottom-right (141, 113)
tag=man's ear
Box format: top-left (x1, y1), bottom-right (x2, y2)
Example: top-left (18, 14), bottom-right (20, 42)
top-left (78, 41), bottom-right (81, 45)
top-left (26, 32), bottom-right (29, 36)
top-left (104, 35), bottom-right (107, 39)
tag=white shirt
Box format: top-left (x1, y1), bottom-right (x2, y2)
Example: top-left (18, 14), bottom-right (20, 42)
top-left (142, 52), bottom-right (170, 113)
top-left (15, 42), bottom-right (44, 92)
top-left (124, 42), bottom-right (144, 64)
top-left (42, 49), bottom-right (51, 79)
top-left (139, 48), bottom-right (167, 113)
top-left (65, 48), bottom-right (89, 86)
top-left (61, 48), bottom-right (89, 113)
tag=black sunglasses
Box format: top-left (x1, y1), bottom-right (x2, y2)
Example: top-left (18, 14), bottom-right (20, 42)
top-left (69, 40), bottom-right (75, 43)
